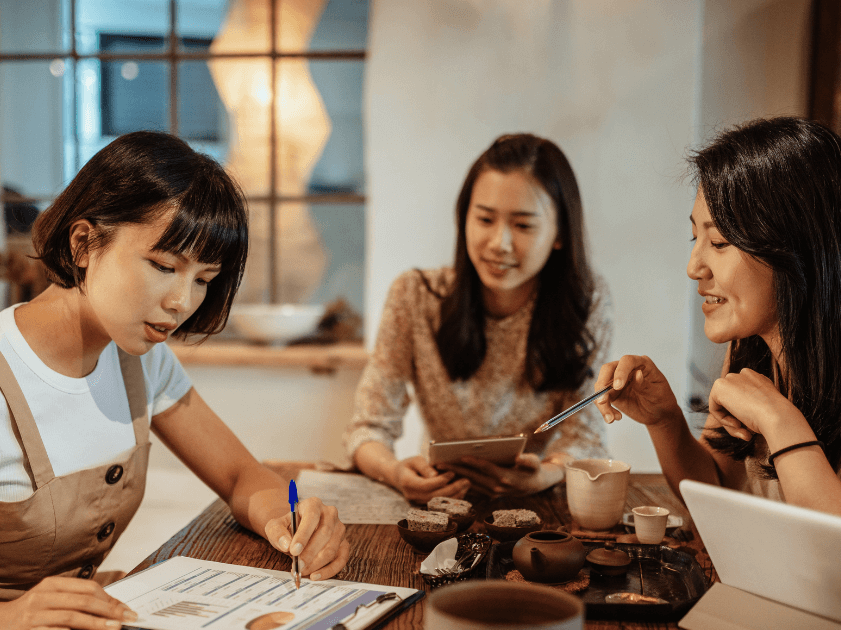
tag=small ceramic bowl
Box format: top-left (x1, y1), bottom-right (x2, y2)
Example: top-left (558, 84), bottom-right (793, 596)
top-left (397, 519), bottom-right (458, 553)
top-left (482, 515), bottom-right (542, 543)
top-left (448, 510), bottom-right (477, 533)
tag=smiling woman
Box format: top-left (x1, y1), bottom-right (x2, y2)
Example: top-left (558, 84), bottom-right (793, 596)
top-left (593, 116), bottom-right (841, 518)
top-left (0, 131), bottom-right (349, 629)
top-left (343, 133), bottom-right (613, 503)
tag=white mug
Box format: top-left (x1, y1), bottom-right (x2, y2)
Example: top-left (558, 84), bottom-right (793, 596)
top-left (424, 580), bottom-right (584, 630)
top-left (632, 506), bottom-right (670, 544)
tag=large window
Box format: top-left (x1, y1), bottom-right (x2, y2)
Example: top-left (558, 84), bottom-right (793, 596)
top-left (0, 0), bottom-right (367, 318)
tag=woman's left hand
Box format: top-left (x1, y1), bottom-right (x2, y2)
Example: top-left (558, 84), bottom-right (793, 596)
top-left (708, 368), bottom-right (804, 441)
top-left (266, 497), bottom-right (350, 581)
top-left (438, 453), bottom-right (563, 497)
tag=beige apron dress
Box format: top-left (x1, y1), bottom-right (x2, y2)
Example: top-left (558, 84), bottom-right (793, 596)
top-left (0, 348), bottom-right (150, 601)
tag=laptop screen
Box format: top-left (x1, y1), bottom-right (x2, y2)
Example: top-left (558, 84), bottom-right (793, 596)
top-left (679, 479), bottom-right (841, 623)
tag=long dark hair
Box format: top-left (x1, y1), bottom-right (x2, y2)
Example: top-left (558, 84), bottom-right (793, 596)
top-left (434, 133), bottom-right (595, 392)
top-left (690, 116), bottom-right (841, 478)
top-left (32, 130), bottom-right (248, 341)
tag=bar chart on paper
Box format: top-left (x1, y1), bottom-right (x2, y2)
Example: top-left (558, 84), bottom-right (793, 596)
top-left (106, 556), bottom-right (422, 630)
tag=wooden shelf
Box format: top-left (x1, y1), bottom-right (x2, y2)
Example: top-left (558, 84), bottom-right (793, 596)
top-left (168, 340), bottom-right (368, 373)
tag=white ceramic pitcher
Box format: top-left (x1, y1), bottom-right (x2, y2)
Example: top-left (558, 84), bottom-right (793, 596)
top-left (564, 458), bottom-right (631, 530)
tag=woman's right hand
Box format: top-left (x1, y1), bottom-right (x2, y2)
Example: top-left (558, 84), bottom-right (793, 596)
top-left (594, 355), bottom-right (682, 427)
top-left (0, 576), bottom-right (137, 630)
top-left (390, 455), bottom-right (471, 503)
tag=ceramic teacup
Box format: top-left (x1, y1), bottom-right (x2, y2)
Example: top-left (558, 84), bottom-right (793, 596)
top-left (631, 506), bottom-right (670, 544)
top-left (424, 580), bottom-right (584, 630)
top-left (564, 458), bottom-right (631, 531)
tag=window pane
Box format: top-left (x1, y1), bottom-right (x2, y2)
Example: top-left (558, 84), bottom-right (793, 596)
top-left (177, 0), bottom-right (229, 52)
top-left (276, 0), bottom-right (368, 52)
top-left (303, 202), bottom-right (364, 315)
top-left (275, 59), bottom-right (364, 197)
top-left (0, 62), bottom-right (66, 200)
top-left (242, 201), bottom-right (365, 309)
top-left (100, 60), bottom-right (170, 136)
top-left (177, 60), bottom-right (227, 142)
top-left (0, 0), bottom-right (66, 53)
top-left (306, 60), bottom-right (364, 195)
top-left (76, 0), bottom-right (169, 54)
top-left (206, 0), bottom-right (271, 55)
top-left (207, 58), bottom-right (272, 197)
top-left (238, 199), bottom-right (272, 304)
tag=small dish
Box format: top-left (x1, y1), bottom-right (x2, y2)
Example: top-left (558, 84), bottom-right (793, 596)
top-left (482, 515), bottom-right (542, 543)
top-left (448, 510), bottom-right (477, 533)
top-left (397, 519), bottom-right (458, 553)
top-left (421, 533), bottom-right (492, 588)
top-left (622, 512), bottom-right (683, 534)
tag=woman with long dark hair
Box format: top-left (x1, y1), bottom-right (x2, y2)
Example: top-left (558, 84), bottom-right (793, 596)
top-left (596, 116), bottom-right (841, 514)
top-left (343, 134), bottom-right (612, 502)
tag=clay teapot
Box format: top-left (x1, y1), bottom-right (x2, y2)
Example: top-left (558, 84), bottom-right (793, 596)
top-left (512, 529), bottom-right (585, 583)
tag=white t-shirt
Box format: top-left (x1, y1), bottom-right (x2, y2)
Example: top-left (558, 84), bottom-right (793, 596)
top-left (0, 304), bottom-right (192, 502)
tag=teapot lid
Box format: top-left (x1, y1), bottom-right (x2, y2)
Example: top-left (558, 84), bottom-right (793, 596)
top-left (586, 542), bottom-right (631, 567)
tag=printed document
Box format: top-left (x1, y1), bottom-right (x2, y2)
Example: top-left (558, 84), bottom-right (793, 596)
top-left (106, 556), bottom-right (421, 630)
top-left (295, 470), bottom-right (411, 524)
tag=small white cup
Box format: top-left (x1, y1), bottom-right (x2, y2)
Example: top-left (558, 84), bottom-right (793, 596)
top-left (632, 506), bottom-right (670, 544)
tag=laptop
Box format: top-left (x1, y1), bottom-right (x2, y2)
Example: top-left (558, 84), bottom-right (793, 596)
top-left (679, 479), bottom-right (841, 630)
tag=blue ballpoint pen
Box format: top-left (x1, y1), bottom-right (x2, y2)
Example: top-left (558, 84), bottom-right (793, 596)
top-left (288, 480), bottom-right (301, 589)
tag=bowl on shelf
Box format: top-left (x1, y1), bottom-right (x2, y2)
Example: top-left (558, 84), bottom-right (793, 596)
top-left (397, 519), bottom-right (458, 553)
top-left (228, 303), bottom-right (325, 345)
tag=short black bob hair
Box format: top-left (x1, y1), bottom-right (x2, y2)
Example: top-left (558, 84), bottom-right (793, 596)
top-left (32, 130), bottom-right (248, 341)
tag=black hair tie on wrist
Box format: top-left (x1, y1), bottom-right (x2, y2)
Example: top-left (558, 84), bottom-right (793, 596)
top-left (768, 440), bottom-right (825, 468)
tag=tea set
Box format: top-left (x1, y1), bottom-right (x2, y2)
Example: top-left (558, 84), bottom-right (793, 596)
top-left (411, 457), bottom-right (673, 586)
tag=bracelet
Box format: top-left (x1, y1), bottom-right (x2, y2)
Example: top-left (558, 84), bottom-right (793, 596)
top-left (768, 440), bottom-right (825, 467)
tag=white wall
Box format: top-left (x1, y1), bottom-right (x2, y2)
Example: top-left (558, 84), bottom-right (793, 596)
top-left (149, 365), bottom-right (364, 471)
top-left (685, 0), bottom-right (811, 429)
top-left (365, 0), bottom-right (812, 472)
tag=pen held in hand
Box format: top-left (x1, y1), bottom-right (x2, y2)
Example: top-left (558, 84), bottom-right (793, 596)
top-left (288, 479), bottom-right (301, 589)
top-left (534, 384), bottom-right (613, 434)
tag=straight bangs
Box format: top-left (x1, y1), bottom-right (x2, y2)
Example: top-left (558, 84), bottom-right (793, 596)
top-left (159, 175), bottom-right (249, 341)
top-left (152, 201), bottom-right (247, 269)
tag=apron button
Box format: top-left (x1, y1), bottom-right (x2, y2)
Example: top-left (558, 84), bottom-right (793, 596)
top-left (105, 465), bottom-right (123, 485)
top-left (78, 564), bottom-right (94, 579)
top-left (97, 522), bottom-right (115, 542)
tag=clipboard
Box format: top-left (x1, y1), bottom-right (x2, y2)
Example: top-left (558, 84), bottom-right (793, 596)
top-left (105, 556), bottom-right (424, 630)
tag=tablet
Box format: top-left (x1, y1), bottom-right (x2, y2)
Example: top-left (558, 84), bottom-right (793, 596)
top-left (428, 435), bottom-right (527, 467)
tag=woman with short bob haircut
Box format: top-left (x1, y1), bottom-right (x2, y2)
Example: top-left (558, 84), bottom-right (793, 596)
top-left (344, 133), bottom-right (611, 502)
top-left (0, 131), bottom-right (349, 629)
top-left (32, 130), bottom-right (247, 339)
top-left (595, 116), bottom-right (841, 515)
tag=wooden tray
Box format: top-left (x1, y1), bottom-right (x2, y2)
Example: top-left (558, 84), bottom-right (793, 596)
top-left (486, 540), bottom-right (710, 622)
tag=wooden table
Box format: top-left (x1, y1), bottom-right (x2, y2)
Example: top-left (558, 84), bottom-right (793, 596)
top-left (128, 464), bottom-right (716, 629)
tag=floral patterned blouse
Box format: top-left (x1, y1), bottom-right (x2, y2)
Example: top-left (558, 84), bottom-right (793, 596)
top-left (342, 267), bottom-right (613, 468)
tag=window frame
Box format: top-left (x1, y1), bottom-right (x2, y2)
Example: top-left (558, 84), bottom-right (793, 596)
top-left (0, 0), bottom-right (366, 304)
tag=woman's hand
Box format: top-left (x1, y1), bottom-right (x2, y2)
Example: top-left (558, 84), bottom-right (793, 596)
top-left (0, 576), bottom-right (137, 630)
top-left (389, 456), bottom-right (471, 503)
top-left (707, 368), bottom-right (805, 441)
top-left (439, 453), bottom-right (563, 497)
top-left (266, 497), bottom-right (350, 582)
top-left (594, 355), bottom-right (682, 427)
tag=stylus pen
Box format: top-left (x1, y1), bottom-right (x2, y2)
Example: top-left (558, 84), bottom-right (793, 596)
top-left (534, 384), bottom-right (613, 433)
top-left (288, 479), bottom-right (301, 589)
